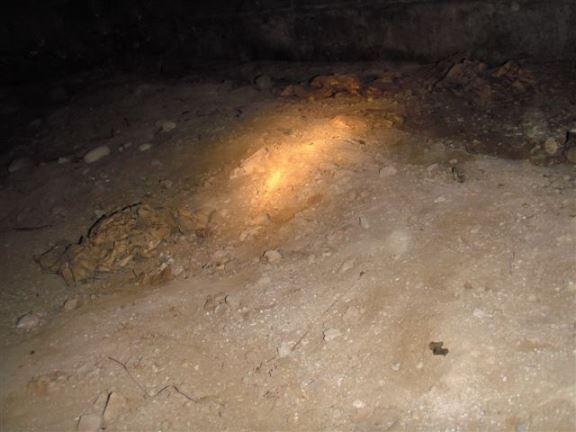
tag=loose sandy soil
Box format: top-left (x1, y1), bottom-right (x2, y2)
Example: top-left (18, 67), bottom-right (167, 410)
top-left (0, 62), bottom-right (575, 431)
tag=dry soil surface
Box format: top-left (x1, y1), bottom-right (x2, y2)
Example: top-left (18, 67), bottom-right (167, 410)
top-left (0, 62), bottom-right (575, 431)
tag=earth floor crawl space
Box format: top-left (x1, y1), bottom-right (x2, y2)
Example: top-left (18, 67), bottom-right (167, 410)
top-left (0, 61), bottom-right (575, 431)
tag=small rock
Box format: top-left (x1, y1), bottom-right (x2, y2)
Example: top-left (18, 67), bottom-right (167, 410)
top-left (352, 400), bottom-right (366, 409)
top-left (16, 313), bottom-right (40, 329)
top-left (426, 163), bottom-right (440, 176)
top-left (160, 179), bottom-right (173, 189)
top-left (94, 209), bottom-right (106, 219)
top-left (250, 213), bottom-right (271, 226)
top-left (157, 120), bottom-right (176, 133)
top-left (379, 166), bottom-right (398, 177)
top-left (263, 249), bottom-right (282, 264)
top-left (473, 308), bottom-right (488, 319)
top-left (63, 297), bottom-right (79, 311)
top-left (57, 157), bottom-right (70, 164)
top-left (323, 328), bottom-right (342, 342)
top-left (254, 74), bottom-right (273, 91)
top-left (544, 138), bottom-right (560, 155)
top-left (84, 146), bottom-right (110, 164)
top-left (139, 143), bottom-right (152, 152)
top-left (391, 362), bottom-right (401, 371)
top-left (225, 293), bottom-right (241, 309)
top-left (102, 392), bottom-right (127, 426)
top-left (338, 258), bottom-right (355, 274)
top-left (8, 157), bottom-right (34, 173)
top-left (277, 341), bottom-right (293, 358)
top-left (359, 216), bottom-right (370, 229)
top-left (77, 414), bottom-right (102, 432)
top-left (118, 142), bottom-right (132, 153)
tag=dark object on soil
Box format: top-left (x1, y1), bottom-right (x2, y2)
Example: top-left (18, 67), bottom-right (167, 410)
top-left (562, 131), bottom-right (576, 164)
top-left (451, 166), bottom-right (465, 183)
top-left (429, 341), bottom-right (449, 356)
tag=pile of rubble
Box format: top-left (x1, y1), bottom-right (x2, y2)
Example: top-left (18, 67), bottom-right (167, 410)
top-left (280, 72), bottom-right (402, 99)
top-left (433, 59), bottom-right (536, 104)
top-left (36, 203), bottom-right (208, 286)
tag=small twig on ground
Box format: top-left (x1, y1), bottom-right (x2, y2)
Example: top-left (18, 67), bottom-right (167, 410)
top-left (108, 356), bottom-right (148, 398)
top-left (0, 224), bottom-right (54, 233)
top-left (290, 271), bottom-right (365, 353)
top-left (509, 251), bottom-right (516, 275)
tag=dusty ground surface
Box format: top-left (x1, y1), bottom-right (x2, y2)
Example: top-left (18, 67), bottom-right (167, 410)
top-left (0, 60), bottom-right (575, 431)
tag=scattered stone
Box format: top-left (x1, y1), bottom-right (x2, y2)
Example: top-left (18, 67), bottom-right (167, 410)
top-left (277, 341), bottom-right (293, 358)
top-left (240, 226), bottom-right (262, 241)
top-left (57, 157), bottom-right (70, 164)
top-left (102, 392), bottom-right (127, 427)
top-left (391, 362), bottom-right (401, 371)
top-left (426, 163), bottom-right (441, 176)
top-left (359, 216), bottom-right (370, 229)
top-left (63, 297), bottom-right (80, 311)
top-left (473, 308), bottom-right (489, 319)
top-left (8, 157), bottom-right (34, 173)
top-left (84, 146), bottom-right (110, 164)
top-left (254, 74), bottom-right (273, 91)
top-left (157, 120), bottom-right (176, 133)
top-left (451, 166), bottom-right (465, 183)
top-left (379, 166), bottom-right (398, 177)
top-left (352, 400), bottom-right (366, 409)
top-left (544, 138), bottom-right (561, 156)
top-left (310, 74), bottom-right (361, 98)
top-left (250, 213), bottom-right (271, 226)
top-left (160, 179), bottom-right (173, 189)
top-left (225, 293), bottom-right (241, 309)
top-left (139, 143), bottom-right (152, 152)
top-left (323, 328), bottom-right (342, 342)
top-left (16, 313), bottom-right (40, 329)
top-left (77, 414), bottom-right (102, 432)
top-left (118, 142), bottom-right (132, 152)
top-left (280, 84), bottom-right (309, 98)
top-left (263, 249), bottom-right (282, 264)
top-left (338, 258), bottom-right (355, 274)
top-left (203, 293), bottom-right (228, 314)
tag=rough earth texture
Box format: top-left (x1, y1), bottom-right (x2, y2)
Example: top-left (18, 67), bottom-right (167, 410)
top-left (0, 60), bottom-right (575, 431)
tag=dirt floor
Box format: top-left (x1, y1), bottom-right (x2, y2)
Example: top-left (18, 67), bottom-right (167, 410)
top-left (0, 60), bottom-right (575, 431)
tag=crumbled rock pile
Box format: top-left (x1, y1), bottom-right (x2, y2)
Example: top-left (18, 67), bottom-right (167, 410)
top-left (433, 59), bottom-right (536, 104)
top-left (36, 203), bottom-right (203, 285)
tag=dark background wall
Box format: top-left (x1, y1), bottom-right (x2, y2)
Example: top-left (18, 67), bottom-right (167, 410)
top-left (2, 0), bottom-right (575, 83)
